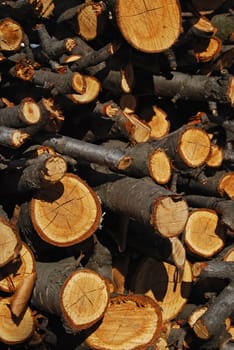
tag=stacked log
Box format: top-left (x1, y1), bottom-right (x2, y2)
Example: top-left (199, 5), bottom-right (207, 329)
top-left (0, 0), bottom-right (233, 349)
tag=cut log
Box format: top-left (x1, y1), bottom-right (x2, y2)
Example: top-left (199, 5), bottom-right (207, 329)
top-left (0, 242), bottom-right (35, 294)
top-left (193, 36), bottom-right (222, 63)
top-left (76, 1), bottom-right (107, 41)
top-left (0, 153), bottom-right (67, 195)
top-left (35, 23), bottom-right (76, 60)
top-left (206, 143), bottom-right (224, 168)
top-left (67, 75), bottom-right (101, 104)
top-left (94, 100), bottom-right (151, 144)
top-left (85, 294), bottom-right (163, 350)
top-left (107, 0), bottom-right (182, 53)
top-left (35, 133), bottom-right (132, 170)
top-left (11, 61), bottom-right (86, 96)
top-left (0, 98), bottom-right (41, 128)
top-left (141, 104), bottom-right (171, 139)
top-left (184, 208), bottom-right (225, 259)
top-left (0, 206), bottom-right (21, 268)
top-left (177, 170), bottom-right (234, 199)
top-left (0, 18), bottom-right (23, 52)
top-left (0, 126), bottom-right (30, 148)
top-left (184, 195), bottom-right (234, 231)
top-left (130, 258), bottom-right (193, 322)
top-left (192, 261), bottom-right (234, 339)
top-left (152, 71), bottom-right (234, 106)
top-left (100, 139), bottom-right (172, 185)
top-left (0, 298), bottom-right (35, 345)
top-left (31, 257), bottom-right (109, 331)
top-left (95, 175), bottom-right (189, 238)
top-left (29, 173), bottom-right (102, 247)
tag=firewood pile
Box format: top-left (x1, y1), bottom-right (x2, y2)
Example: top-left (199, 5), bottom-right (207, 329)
top-left (0, 0), bottom-right (234, 349)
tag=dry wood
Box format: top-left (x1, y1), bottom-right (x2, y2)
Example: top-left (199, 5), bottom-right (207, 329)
top-left (192, 261), bottom-right (234, 339)
top-left (184, 208), bottom-right (225, 258)
top-left (0, 17), bottom-right (23, 52)
top-left (0, 297), bottom-right (35, 345)
top-left (94, 100), bottom-right (151, 143)
top-left (0, 98), bottom-right (41, 127)
top-left (206, 143), bottom-right (224, 168)
top-left (11, 60), bottom-right (86, 96)
top-left (0, 242), bottom-right (35, 295)
top-left (141, 104), bottom-right (171, 139)
top-left (67, 75), bottom-right (101, 104)
top-left (193, 36), bottom-right (222, 63)
top-left (184, 195), bottom-right (234, 232)
top-left (29, 173), bottom-right (102, 247)
top-left (0, 206), bottom-right (21, 268)
top-left (85, 294), bottom-right (163, 350)
top-left (0, 126), bottom-right (30, 148)
top-left (0, 153), bottom-right (67, 195)
top-left (177, 170), bottom-right (234, 199)
top-left (100, 139), bottom-right (172, 185)
top-left (35, 23), bottom-right (76, 60)
top-left (95, 175), bottom-right (189, 238)
top-left (130, 258), bottom-right (193, 322)
top-left (76, 1), bottom-right (107, 41)
top-left (108, 0), bottom-right (182, 53)
top-left (31, 257), bottom-right (109, 331)
top-left (152, 71), bottom-right (234, 106)
top-left (35, 133), bottom-right (132, 170)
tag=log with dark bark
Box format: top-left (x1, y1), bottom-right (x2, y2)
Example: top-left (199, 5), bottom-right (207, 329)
top-left (19, 173), bottom-right (102, 251)
top-left (0, 1), bottom-right (233, 349)
top-left (192, 261), bottom-right (234, 340)
top-left (95, 175), bottom-right (189, 238)
top-left (35, 132), bottom-right (132, 170)
top-left (31, 256), bottom-right (109, 332)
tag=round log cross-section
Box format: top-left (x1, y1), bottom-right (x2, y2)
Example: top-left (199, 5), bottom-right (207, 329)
top-left (31, 258), bottom-right (109, 331)
top-left (131, 258), bottom-right (193, 322)
top-left (0, 298), bottom-right (35, 345)
top-left (115, 0), bottom-right (182, 53)
top-left (0, 18), bottom-right (23, 52)
top-left (30, 173), bottom-right (102, 246)
top-left (86, 294), bottom-right (163, 350)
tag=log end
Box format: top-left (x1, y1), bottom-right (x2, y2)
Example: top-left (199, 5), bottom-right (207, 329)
top-left (42, 155), bottom-right (67, 183)
top-left (152, 195), bottom-right (189, 238)
top-left (61, 268), bottom-right (109, 331)
top-left (131, 258), bottom-right (193, 322)
top-left (0, 18), bottom-right (23, 52)
top-left (0, 217), bottom-right (20, 268)
top-left (85, 294), bottom-right (163, 350)
top-left (206, 143), bottom-right (224, 168)
top-left (184, 209), bottom-right (224, 258)
top-left (178, 127), bottom-right (211, 168)
top-left (0, 298), bottom-right (35, 345)
top-left (31, 173), bottom-right (102, 246)
top-left (68, 76), bottom-right (101, 104)
top-left (21, 98), bottom-right (41, 125)
top-left (116, 0), bottom-right (182, 53)
top-left (149, 149), bottom-right (172, 184)
top-left (0, 242), bottom-right (35, 293)
top-left (218, 172), bottom-right (234, 199)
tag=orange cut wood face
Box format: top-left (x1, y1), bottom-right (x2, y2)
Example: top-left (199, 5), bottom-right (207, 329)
top-left (116, 0), bottom-right (182, 53)
top-left (31, 173), bottom-right (102, 246)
